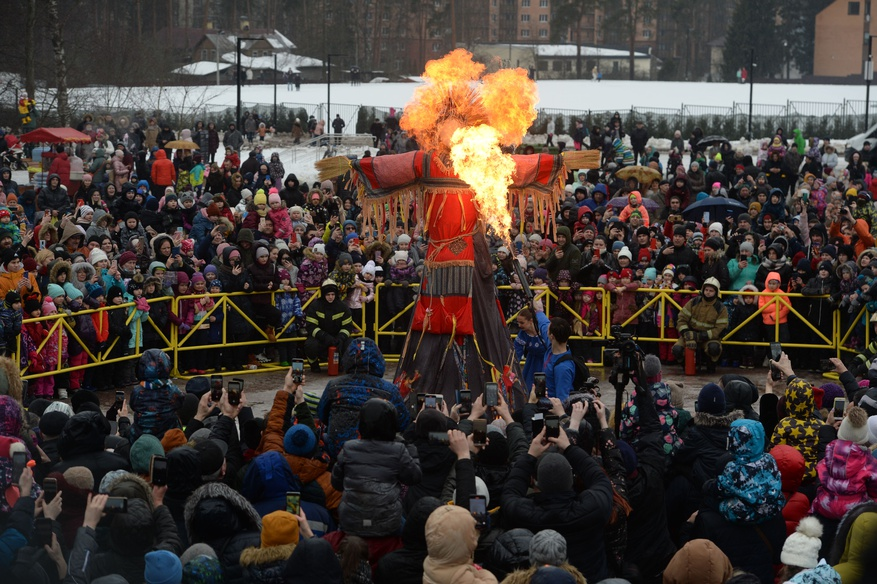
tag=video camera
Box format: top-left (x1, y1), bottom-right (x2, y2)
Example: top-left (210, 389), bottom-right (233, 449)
top-left (609, 325), bottom-right (644, 372)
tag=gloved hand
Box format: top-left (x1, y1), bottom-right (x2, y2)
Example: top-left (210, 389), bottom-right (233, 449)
top-left (135, 297), bottom-right (150, 312)
top-left (682, 330), bottom-right (695, 342)
top-left (316, 330), bottom-right (331, 344)
top-left (685, 338), bottom-right (698, 350)
top-left (698, 331), bottom-right (709, 342)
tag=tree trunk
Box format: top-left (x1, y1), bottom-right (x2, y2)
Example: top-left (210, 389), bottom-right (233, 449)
top-left (46, 0), bottom-right (70, 125)
top-left (576, 17), bottom-right (582, 79)
top-left (136, 0), bottom-right (142, 42)
top-left (25, 0), bottom-right (36, 98)
top-left (628, 3), bottom-right (636, 80)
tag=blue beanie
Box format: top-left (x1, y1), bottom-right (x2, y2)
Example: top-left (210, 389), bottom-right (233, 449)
top-left (283, 424), bottom-right (316, 456)
top-left (697, 383), bottom-right (726, 415)
top-left (643, 267), bottom-right (657, 281)
top-left (144, 550), bottom-right (182, 584)
top-left (47, 283), bottom-right (65, 299)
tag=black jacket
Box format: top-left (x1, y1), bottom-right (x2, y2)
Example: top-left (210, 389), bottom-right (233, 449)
top-left (502, 445), bottom-right (613, 583)
top-left (374, 496), bottom-right (442, 584)
top-left (52, 412), bottom-right (129, 485)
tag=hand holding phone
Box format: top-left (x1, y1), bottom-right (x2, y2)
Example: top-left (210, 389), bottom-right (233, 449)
top-left (472, 419), bottom-right (487, 446)
top-left (469, 495), bottom-right (487, 529)
top-left (533, 373), bottom-right (547, 399)
top-left (286, 491), bottom-right (301, 515)
top-left (210, 375), bottom-right (223, 402)
top-left (484, 382), bottom-right (498, 407)
top-left (545, 415), bottom-right (560, 439)
top-left (150, 455), bottom-right (169, 487)
top-left (291, 359), bottom-right (304, 384)
top-left (227, 380), bottom-right (243, 406)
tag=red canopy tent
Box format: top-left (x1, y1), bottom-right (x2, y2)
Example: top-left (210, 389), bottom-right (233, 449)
top-left (19, 127), bottom-right (92, 144)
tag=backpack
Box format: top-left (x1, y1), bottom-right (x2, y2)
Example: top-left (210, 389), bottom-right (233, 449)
top-left (555, 353), bottom-right (591, 394)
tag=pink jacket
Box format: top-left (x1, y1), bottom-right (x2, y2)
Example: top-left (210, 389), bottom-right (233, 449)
top-left (812, 439), bottom-right (877, 520)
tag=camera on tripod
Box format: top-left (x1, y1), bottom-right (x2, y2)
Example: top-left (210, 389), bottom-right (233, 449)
top-left (609, 325), bottom-right (643, 372)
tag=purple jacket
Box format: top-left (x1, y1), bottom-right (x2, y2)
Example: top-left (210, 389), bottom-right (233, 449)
top-left (812, 439), bottom-right (877, 520)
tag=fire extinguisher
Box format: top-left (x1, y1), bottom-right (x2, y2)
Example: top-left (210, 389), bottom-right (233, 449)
top-left (684, 346), bottom-right (696, 376)
top-left (327, 346), bottom-right (340, 376)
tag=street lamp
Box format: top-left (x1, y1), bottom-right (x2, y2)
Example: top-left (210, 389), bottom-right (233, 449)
top-left (866, 33), bottom-right (874, 131)
top-left (236, 36), bottom-right (260, 127)
top-left (748, 49), bottom-right (755, 140)
top-left (326, 53), bottom-right (346, 126)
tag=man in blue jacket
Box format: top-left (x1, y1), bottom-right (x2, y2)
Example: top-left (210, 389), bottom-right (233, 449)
top-left (542, 317), bottom-right (576, 401)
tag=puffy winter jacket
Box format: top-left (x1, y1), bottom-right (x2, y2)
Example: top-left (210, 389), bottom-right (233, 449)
top-left (771, 444), bottom-right (810, 536)
top-left (150, 150), bottom-right (176, 187)
top-left (37, 173), bottom-right (71, 214)
top-left (375, 496), bottom-right (443, 584)
top-left (812, 438), bottom-right (877, 520)
top-left (49, 152), bottom-right (71, 188)
top-left (769, 376), bottom-right (823, 479)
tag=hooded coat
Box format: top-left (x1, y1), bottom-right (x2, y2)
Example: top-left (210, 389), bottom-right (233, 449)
top-left (49, 151), bottom-right (71, 187)
top-left (37, 173), bottom-right (71, 214)
top-left (716, 419), bottom-right (785, 524)
top-left (544, 226), bottom-right (582, 280)
top-left (771, 444), bottom-right (810, 536)
top-left (150, 149), bottom-right (176, 187)
top-left (51, 411), bottom-right (129, 485)
top-left (423, 505), bottom-right (499, 584)
top-left (769, 376), bottom-right (822, 479)
top-left (617, 190), bottom-right (651, 226)
top-left (812, 437), bottom-right (877, 520)
top-left (317, 338), bottom-right (410, 458)
top-left (184, 482), bottom-right (263, 584)
top-left (374, 496), bottom-right (443, 584)
top-left (330, 399), bottom-right (422, 537)
top-left (128, 349), bottom-right (185, 442)
top-left (832, 506), bottom-right (877, 584)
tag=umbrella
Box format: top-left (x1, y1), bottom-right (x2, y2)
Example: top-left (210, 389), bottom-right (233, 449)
top-left (614, 165), bottom-right (661, 184)
top-left (163, 139), bottom-right (199, 150)
top-left (608, 196), bottom-right (660, 212)
top-left (681, 196), bottom-right (748, 220)
top-left (695, 135), bottom-right (731, 150)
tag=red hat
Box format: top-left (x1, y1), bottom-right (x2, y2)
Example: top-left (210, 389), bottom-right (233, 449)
top-left (608, 271), bottom-right (619, 279)
top-left (0, 210), bottom-right (9, 220)
top-left (637, 248), bottom-right (651, 264)
top-left (620, 268), bottom-right (633, 279)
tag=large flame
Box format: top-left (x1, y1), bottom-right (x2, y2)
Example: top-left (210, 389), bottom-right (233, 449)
top-left (450, 125), bottom-right (516, 238)
top-left (400, 50), bottom-right (538, 240)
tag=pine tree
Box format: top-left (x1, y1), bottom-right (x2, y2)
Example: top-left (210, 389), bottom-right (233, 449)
top-left (722, 0), bottom-right (785, 81)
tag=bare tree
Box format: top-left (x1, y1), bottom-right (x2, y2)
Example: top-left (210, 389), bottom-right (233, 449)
top-left (24, 0), bottom-right (36, 98)
top-left (46, 0), bottom-right (70, 125)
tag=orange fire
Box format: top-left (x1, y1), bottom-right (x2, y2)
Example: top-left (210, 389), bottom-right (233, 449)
top-left (400, 49), bottom-right (538, 240)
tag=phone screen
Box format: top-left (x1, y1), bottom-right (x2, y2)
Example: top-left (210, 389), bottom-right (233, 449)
top-left (151, 455), bottom-right (169, 486)
top-left (534, 373), bottom-right (547, 398)
top-left (104, 497), bottom-right (128, 513)
top-left (472, 419), bottom-right (487, 446)
top-left (532, 413), bottom-right (545, 437)
top-left (425, 396), bottom-right (437, 409)
top-left (460, 390), bottom-right (472, 414)
top-left (291, 359), bottom-right (304, 384)
top-left (11, 451), bottom-right (26, 483)
top-left (43, 478), bottom-right (58, 503)
top-left (833, 397), bottom-right (847, 418)
top-left (286, 491), bottom-right (301, 515)
top-left (545, 415), bottom-right (560, 439)
top-left (172, 246), bottom-right (181, 256)
top-left (435, 394), bottom-right (444, 409)
top-left (114, 390), bottom-right (125, 409)
top-left (469, 495), bottom-right (488, 528)
top-left (484, 382), bottom-right (498, 407)
top-left (227, 381), bottom-right (242, 406)
top-left (210, 375), bottom-right (223, 402)
top-left (428, 431), bottom-right (450, 444)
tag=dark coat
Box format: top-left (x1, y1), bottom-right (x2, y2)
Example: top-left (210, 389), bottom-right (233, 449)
top-left (52, 411), bottom-right (130, 485)
top-left (374, 496), bottom-right (442, 584)
top-left (501, 445), bottom-right (614, 583)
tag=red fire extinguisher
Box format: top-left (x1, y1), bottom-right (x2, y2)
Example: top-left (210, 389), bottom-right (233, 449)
top-left (684, 346), bottom-right (696, 376)
top-left (327, 346), bottom-right (340, 376)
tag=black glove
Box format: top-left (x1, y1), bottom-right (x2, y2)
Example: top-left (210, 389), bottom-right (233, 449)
top-left (316, 330), bottom-right (331, 344)
top-left (698, 331), bottom-right (709, 342)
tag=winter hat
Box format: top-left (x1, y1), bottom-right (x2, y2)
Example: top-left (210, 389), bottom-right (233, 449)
top-left (362, 260), bottom-right (376, 277)
top-left (89, 249), bottom-right (109, 265)
top-left (859, 388), bottom-right (877, 416)
top-left (312, 243), bottom-right (326, 256)
top-left (618, 246), bottom-right (632, 261)
top-left (697, 383), bottom-right (726, 415)
top-left (393, 250), bottom-right (408, 263)
top-left (268, 192), bottom-right (281, 205)
top-left (47, 283), bottom-right (65, 300)
top-left (24, 297), bottom-right (41, 314)
top-left (529, 529), bottom-right (567, 566)
top-left (38, 411), bottom-right (69, 437)
top-left (530, 567), bottom-right (576, 584)
top-left (63, 466), bottom-right (95, 491)
top-left (611, 240), bottom-right (625, 251)
top-left (64, 282), bottom-right (83, 301)
top-left (4, 291), bottom-right (20, 306)
top-left (690, 231), bottom-right (704, 241)
top-left (537, 453), bottom-right (573, 494)
top-left (144, 549), bottom-right (182, 584)
top-left (255, 246), bottom-right (270, 259)
top-left (180, 543), bottom-right (218, 566)
top-left (780, 516), bottom-right (823, 569)
top-left (261, 510), bottom-right (301, 548)
top-left (664, 539), bottom-right (732, 584)
top-left (397, 234), bottom-right (411, 245)
top-left (253, 191), bottom-right (267, 206)
top-left (283, 424), bottom-right (316, 456)
top-left (643, 267), bottom-right (657, 281)
top-left (821, 244), bottom-right (837, 259)
top-left (118, 251), bottom-right (137, 266)
top-left (837, 406), bottom-right (870, 444)
top-left (704, 237), bottom-right (723, 251)
top-left (817, 261), bottom-right (833, 274)
top-left (336, 252), bottom-right (353, 266)
top-left (708, 222), bottom-right (723, 236)
top-left (643, 354), bottom-right (662, 384)
top-left (533, 267), bottom-right (549, 281)
top-left (787, 561), bottom-right (842, 584)
top-left (320, 179), bottom-right (334, 193)
top-left (129, 434), bottom-right (165, 475)
top-left (160, 428), bottom-right (187, 453)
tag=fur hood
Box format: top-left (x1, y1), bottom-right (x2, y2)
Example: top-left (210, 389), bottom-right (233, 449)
top-left (501, 564), bottom-right (586, 584)
top-left (106, 472), bottom-right (155, 512)
top-left (70, 261), bottom-right (96, 281)
top-left (303, 246), bottom-right (327, 262)
top-left (694, 409), bottom-right (742, 428)
top-left (365, 240), bottom-right (393, 262)
top-left (49, 259), bottom-right (72, 284)
top-left (239, 543), bottom-right (297, 566)
top-left (184, 481), bottom-right (263, 540)
top-left (0, 357), bottom-right (22, 403)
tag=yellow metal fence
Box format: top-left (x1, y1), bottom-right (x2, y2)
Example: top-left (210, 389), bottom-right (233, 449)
top-left (14, 285), bottom-right (857, 381)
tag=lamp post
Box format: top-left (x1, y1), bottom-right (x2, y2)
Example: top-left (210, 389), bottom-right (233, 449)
top-left (236, 36), bottom-right (259, 127)
top-left (747, 49), bottom-right (755, 140)
top-left (326, 53), bottom-right (346, 125)
top-left (273, 53), bottom-right (277, 126)
top-left (866, 33), bottom-right (874, 131)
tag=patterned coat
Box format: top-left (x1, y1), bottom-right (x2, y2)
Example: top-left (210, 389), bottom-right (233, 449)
top-left (620, 382), bottom-right (683, 456)
top-left (717, 419), bottom-right (785, 524)
top-left (811, 439), bottom-right (877, 520)
top-left (769, 376), bottom-right (822, 479)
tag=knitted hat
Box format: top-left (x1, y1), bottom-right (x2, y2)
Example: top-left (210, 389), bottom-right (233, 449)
top-left (618, 246), bottom-right (632, 261)
top-left (704, 237), bottom-right (723, 251)
top-left (691, 231), bottom-right (704, 241)
top-left (47, 283), bottom-right (65, 299)
top-left (397, 234), bottom-right (411, 245)
top-left (118, 251), bottom-right (137, 266)
top-left (837, 406), bottom-right (870, 444)
top-left (4, 291), bottom-right (20, 306)
top-left (697, 383), bottom-right (726, 415)
top-left (180, 543), bottom-right (218, 566)
top-left (612, 240), bottom-right (625, 251)
top-left (129, 434), bottom-right (165, 475)
top-left (24, 297), bottom-right (41, 314)
top-left (89, 249), bottom-right (108, 265)
top-left (393, 250), bottom-right (408, 263)
top-left (64, 282), bottom-right (83, 301)
top-left (283, 424), bottom-right (317, 456)
top-left (780, 516), bottom-right (823, 569)
top-left (144, 550), bottom-right (183, 584)
top-left (337, 252), bottom-right (353, 265)
top-left (38, 411), bottom-right (69, 437)
top-left (253, 191), bottom-right (267, 206)
top-left (320, 179), bottom-right (334, 193)
top-left (531, 567), bottom-right (576, 584)
top-left (312, 243), bottom-right (326, 256)
top-left (268, 192), bottom-right (281, 205)
top-left (529, 529), bottom-right (567, 566)
top-left (261, 510), bottom-right (300, 548)
top-left (206, 202), bottom-right (221, 217)
top-left (255, 247), bottom-right (270, 259)
top-left (537, 453), bottom-right (573, 494)
top-left (821, 244), bottom-right (837, 259)
top-left (63, 466), bottom-right (95, 491)
top-left (708, 222), bottom-right (723, 235)
top-left (643, 354), bottom-right (662, 384)
top-left (533, 267), bottom-right (548, 281)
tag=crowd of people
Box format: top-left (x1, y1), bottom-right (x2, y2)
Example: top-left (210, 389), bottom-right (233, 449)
top-left (0, 111), bottom-right (873, 583)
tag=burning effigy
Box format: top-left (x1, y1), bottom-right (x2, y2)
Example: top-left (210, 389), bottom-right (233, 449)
top-left (317, 49), bottom-right (597, 404)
